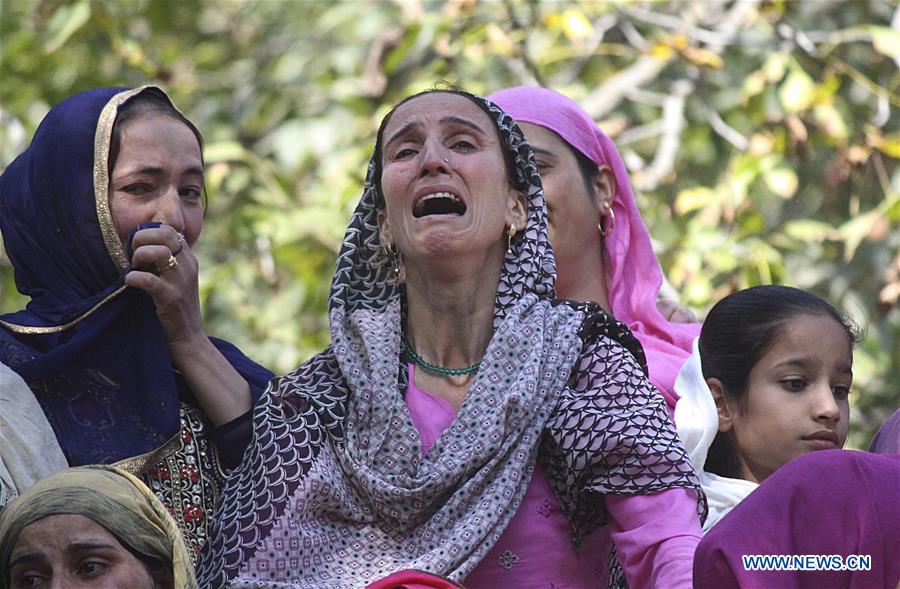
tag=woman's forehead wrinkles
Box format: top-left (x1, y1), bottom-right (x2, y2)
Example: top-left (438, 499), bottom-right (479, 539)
top-left (386, 95), bottom-right (491, 140)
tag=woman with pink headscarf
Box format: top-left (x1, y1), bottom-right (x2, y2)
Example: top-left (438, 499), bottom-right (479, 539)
top-left (488, 86), bottom-right (698, 412)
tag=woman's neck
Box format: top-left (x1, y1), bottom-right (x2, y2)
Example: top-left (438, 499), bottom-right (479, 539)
top-left (404, 267), bottom-right (497, 368)
top-left (402, 258), bottom-right (500, 409)
top-left (556, 243), bottom-right (610, 311)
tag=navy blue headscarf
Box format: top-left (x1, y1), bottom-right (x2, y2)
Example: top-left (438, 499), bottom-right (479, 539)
top-left (0, 86), bottom-right (272, 466)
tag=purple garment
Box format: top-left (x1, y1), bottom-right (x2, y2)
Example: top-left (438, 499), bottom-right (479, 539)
top-left (869, 409), bottom-right (900, 454)
top-left (406, 364), bottom-right (700, 589)
top-left (694, 450), bottom-right (900, 588)
top-left (404, 364), bottom-right (607, 587)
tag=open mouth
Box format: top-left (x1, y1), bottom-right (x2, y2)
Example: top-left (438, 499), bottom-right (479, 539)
top-left (413, 192), bottom-right (466, 218)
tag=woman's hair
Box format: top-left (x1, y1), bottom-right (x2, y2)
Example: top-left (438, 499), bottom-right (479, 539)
top-left (549, 134), bottom-right (601, 201)
top-left (108, 87), bottom-right (204, 173)
top-left (127, 546), bottom-right (173, 589)
top-left (700, 284), bottom-right (860, 477)
top-left (370, 87), bottom-right (522, 209)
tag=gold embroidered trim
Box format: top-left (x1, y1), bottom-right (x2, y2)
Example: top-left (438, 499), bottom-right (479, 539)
top-left (0, 284), bottom-right (128, 334)
top-left (114, 430), bottom-right (182, 476)
top-left (95, 86), bottom-right (154, 272)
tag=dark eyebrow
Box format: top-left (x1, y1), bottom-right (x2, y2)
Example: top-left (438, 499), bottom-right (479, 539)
top-left (384, 121), bottom-right (421, 152)
top-left (120, 166), bottom-right (164, 177)
top-left (114, 165), bottom-right (204, 178)
top-left (67, 542), bottom-right (119, 552)
top-left (774, 356), bottom-right (853, 376)
top-left (10, 541), bottom-right (120, 568)
top-left (774, 357), bottom-right (812, 369)
top-left (439, 115), bottom-right (486, 135)
top-left (531, 147), bottom-right (558, 160)
top-left (9, 552), bottom-right (45, 568)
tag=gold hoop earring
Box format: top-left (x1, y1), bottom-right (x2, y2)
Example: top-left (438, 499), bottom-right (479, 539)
top-left (506, 224), bottom-right (516, 254)
top-left (598, 205), bottom-right (615, 237)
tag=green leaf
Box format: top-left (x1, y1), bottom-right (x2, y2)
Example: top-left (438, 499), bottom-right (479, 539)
top-left (674, 186), bottom-right (716, 214)
top-left (813, 104), bottom-right (849, 142)
top-left (782, 220), bottom-right (833, 243)
top-left (46, 2), bottom-right (91, 53)
top-left (874, 137), bottom-right (900, 159)
top-left (741, 70), bottom-right (766, 100)
top-left (764, 166), bottom-right (799, 198)
top-left (204, 141), bottom-right (248, 163)
top-left (560, 9), bottom-right (593, 42)
top-left (778, 64), bottom-right (816, 113)
top-left (836, 211), bottom-right (881, 262)
top-left (870, 26), bottom-right (900, 60)
top-left (763, 52), bottom-right (788, 83)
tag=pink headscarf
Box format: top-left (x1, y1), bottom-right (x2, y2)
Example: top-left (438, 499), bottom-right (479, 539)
top-left (488, 86), bottom-right (700, 410)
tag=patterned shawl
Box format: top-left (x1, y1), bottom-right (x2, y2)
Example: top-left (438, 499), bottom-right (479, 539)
top-left (197, 91), bottom-right (701, 588)
top-left (488, 86), bottom-right (701, 411)
top-left (0, 87), bottom-right (272, 465)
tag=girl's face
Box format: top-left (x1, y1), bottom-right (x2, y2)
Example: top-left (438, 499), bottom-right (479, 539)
top-left (718, 313), bottom-right (852, 484)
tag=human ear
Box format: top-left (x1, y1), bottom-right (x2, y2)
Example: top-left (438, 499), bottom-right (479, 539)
top-left (708, 378), bottom-right (735, 433)
top-left (506, 190), bottom-right (528, 231)
top-left (593, 166), bottom-right (617, 210)
top-left (377, 210), bottom-right (393, 247)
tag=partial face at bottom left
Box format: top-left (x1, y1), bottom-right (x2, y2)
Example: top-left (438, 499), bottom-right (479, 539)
top-left (9, 514), bottom-right (158, 589)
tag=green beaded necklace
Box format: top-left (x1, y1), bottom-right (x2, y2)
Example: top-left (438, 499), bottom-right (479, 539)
top-left (402, 335), bottom-right (481, 377)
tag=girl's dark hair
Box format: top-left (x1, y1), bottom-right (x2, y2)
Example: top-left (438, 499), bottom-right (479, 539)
top-left (700, 284), bottom-right (860, 478)
top-left (108, 87), bottom-right (204, 173)
top-left (371, 87), bottom-right (522, 209)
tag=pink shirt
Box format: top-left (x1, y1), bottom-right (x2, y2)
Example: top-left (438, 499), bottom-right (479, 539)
top-left (405, 364), bottom-right (700, 588)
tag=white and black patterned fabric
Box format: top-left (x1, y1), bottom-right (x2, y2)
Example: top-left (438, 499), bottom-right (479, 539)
top-left (196, 90), bottom-right (703, 588)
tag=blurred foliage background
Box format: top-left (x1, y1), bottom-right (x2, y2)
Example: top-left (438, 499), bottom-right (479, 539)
top-left (1, 0), bottom-right (898, 448)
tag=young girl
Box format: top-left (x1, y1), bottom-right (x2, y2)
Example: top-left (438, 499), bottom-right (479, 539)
top-left (674, 284), bottom-right (858, 530)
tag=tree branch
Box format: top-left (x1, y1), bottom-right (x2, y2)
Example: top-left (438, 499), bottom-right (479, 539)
top-left (635, 79), bottom-right (692, 191)
top-left (703, 103), bottom-right (749, 150)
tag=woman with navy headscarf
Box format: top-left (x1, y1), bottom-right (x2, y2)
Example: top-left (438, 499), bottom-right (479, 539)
top-left (0, 86), bottom-right (273, 560)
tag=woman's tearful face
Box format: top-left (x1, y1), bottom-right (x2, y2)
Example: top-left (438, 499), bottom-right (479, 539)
top-left (378, 92), bottom-right (523, 263)
top-left (108, 113), bottom-right (204, 250)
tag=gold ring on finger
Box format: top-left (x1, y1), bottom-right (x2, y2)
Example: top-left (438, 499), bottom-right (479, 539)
top-left (160, 254), bottom-right (178, 273)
